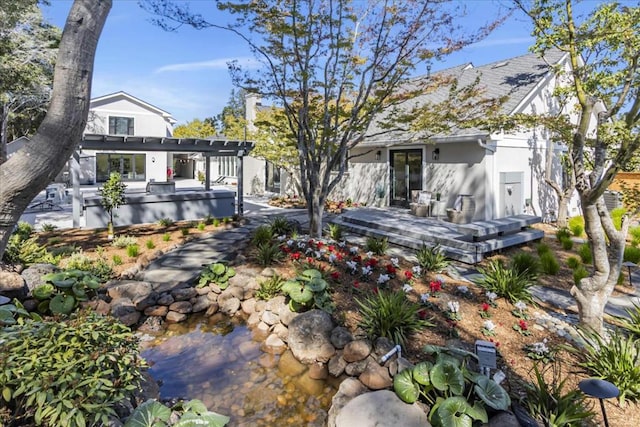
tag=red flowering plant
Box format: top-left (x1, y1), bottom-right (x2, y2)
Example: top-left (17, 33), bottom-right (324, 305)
top-left (512, 319), bottom-right (532, 336)
top-left (385, 264), bottom-right (397, 275)
top-left (479, 302), bottom-right (492, 319)
top-left (429, 280), bottom-right (442, 297)
top-left (402, 270), bottom-right (414, 283)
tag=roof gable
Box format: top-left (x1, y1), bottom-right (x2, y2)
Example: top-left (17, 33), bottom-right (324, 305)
top-left (90, 91), bottom-right (176, 124)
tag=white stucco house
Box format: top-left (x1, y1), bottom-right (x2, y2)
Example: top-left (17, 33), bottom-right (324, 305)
top-left (333, 49), bottom-right (581, 221)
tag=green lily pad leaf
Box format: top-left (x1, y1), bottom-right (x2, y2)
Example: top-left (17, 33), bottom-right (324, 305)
top-left (181, 399), bottom-right (208, 414)
top-left (431, 362), bottom-right (465, 395)
top-left (51, 278), bottom-right (75, 288)
top-left (82, 276), bottom-right (101, 289)
top-left (226, 267), bottom-right (236, 278)
top-left (431, 397), bottom-right (473, 427)
top-left (174, 412), bottom-right (230, 427)
top-left (474, 376), bottom-right (511, 411)
top-left (72, 283), bottom-right (86, 298)
top-left (49, 294), bottom-right (75, 315)
top-left (33, 283), bottom-right (55, 300)
top-left (393, 368), bottom-right (420, 403)
top-left (307, 277), bottom-right (327, 292)
top-left (412, 361), bottom-right (433, 386)
top-left (37, 300), bottom-right (50, 313)
top-left (288, 285), bottom-right (313, 304)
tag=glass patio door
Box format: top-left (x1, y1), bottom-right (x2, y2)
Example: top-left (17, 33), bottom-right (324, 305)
top-left (390, 150), bottom-right (423, 206)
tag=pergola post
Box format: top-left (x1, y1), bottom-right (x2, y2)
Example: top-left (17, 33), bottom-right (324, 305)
top-left (237, 150), bottom-right (244, 217)
top-left (204, 154), bottom-right (211, 191)
top-left (71, 151), bottom-right (81, 228)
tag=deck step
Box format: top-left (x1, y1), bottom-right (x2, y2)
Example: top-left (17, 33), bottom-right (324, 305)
top-left (455, 214), bottom-right (542, 238)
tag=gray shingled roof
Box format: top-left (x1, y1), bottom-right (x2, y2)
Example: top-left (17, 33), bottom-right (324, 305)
top-left (362, 49), bottom-right (567, 146)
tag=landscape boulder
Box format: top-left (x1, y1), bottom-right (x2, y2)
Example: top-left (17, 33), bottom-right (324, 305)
top-left (287, 309), bottom-right (335, 364)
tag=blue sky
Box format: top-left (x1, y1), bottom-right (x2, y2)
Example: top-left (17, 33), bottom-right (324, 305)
top-left (42, 0), bottom-right (540, 125)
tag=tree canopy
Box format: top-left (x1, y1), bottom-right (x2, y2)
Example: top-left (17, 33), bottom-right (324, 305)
top-left (146, 0), bottom-right (502, 236)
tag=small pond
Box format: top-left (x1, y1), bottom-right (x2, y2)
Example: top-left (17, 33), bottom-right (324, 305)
top-left (140, 313), bottom-right (339, 427)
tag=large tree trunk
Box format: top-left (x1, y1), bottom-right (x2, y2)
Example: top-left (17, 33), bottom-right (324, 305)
top-left (307, 189), bottom-right (325, 238)
top-left (570, 198), bottom-right (628, 334)
top-left (0, 0), bottom-right (111, 259)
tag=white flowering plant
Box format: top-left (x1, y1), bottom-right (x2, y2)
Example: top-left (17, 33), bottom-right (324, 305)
top-left (511, 301), bottom-right (529, 319)
top-left (482, 320), bottom-right (497, 336)
top-left (446, 300), bottom-right (461, 321)
top-left (524, 339), bottom-right (554, 363)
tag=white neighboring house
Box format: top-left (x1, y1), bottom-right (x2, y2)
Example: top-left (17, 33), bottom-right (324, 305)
top-left (80, 91), bottom-right (176, 184)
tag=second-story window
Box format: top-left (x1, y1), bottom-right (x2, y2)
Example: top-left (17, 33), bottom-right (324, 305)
top-left (109, 116), bottom-right (134, 135)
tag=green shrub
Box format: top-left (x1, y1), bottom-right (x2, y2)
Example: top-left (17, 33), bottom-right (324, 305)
top-left (63, 252), bottom-right (113, 282)
top-left (282, 269), bottom-right (334, 313)
top-left (573, 265), bottom-right (589, 285)
top-left (112, 234), bottom-right (137, 248)
top-left (523, 362), bottom-right (593, 427)
top-left (162, 232), bottom-right (171, 242)
top-left (212, 218), bottom-right (221, 227)
top-left (181, 227), bottom-right (190, 236)
top-left (254, 242), bottom-right (284, 266)
top-left (255, 275), bottom-right (285, 300)
top-left (510, 252), bottom-right (539, 279)
top-left (158, 217), bottom-right (174, 227)
top-left (556, 227), bottom-right (572, 242)
top-left (112, 254), bottom-right (123, 265)
top-left (536, 242), bottom-right (551, 256)
top-left (577, 243), bottom-right (593, 264)
top-left (566, 256), bottom-right (581, 269)
top-left (146, 239), bottom-right (156, 249)
top-left (326, 223), bottom-right (343, 241)
top-left (624, 246), bottom-right (640, 264)
top-left (566, 328), bottom-right (640, 404)
top-left (252, 224), bottom-right (274, 247)
top-left (63, 251), bottom-right (93, 271)
top-left (269, 216), bottom-right (293, 236)
top-left (0, 311), bottom-right (144, 426)
top-left (630, 226), bottom-right (640, 247)
top-left (539, 251), bottom-right (560, 275)
top-left (356, 290), bottom-right (432, 348)
top-left (611, 207), bottom-right (627, 231)
top-left (47, 236), bottom-right (63, 245)
top-left (126, 244), bottom-right (139, 258)
top-left (476, 259), bottom-right (536, 304)
top-left (365, 236), bottom-right (388, 256)
top-left (3, 235), bottom-right (58, 266)
top-left (197, 222), bottom-right (206, 231)
top-left (568, 216), bottom-right (585, 237)
top-left (197, 262), bottom-right (236, 290)
top-left (40, 223), bottom-right (57, 232)
top-left (560, 237), bottom-right (574, 250)
top-left (415, 243), bottom-right (450, 273)
top-left (14, 221), bottom-right (34, 239)
top-left (48, 244), bottom-right (79, 258)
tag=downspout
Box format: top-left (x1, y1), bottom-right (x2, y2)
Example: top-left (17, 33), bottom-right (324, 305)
top-left (478, 138), bottom-right (496, 219)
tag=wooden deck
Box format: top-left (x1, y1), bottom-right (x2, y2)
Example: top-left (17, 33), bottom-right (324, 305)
top-left (330, 208), bottom-right (543, 264)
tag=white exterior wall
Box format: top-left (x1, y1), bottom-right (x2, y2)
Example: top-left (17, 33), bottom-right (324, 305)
top-left (336, 147), bottom-right (389, 207)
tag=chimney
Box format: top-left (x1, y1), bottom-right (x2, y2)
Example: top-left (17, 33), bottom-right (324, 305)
top-left (245, 92), bottom-right (261, 130)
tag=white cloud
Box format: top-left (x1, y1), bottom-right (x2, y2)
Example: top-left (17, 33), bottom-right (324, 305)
top-left (154, 56), bottom-right (262, 73)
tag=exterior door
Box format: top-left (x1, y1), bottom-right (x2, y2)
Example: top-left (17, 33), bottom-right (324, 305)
top-left (390, 150), bottom-right (422, 206)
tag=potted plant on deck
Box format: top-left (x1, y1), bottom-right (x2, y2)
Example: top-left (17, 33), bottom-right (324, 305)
top-left (99, 172), bottom-right (127, 240)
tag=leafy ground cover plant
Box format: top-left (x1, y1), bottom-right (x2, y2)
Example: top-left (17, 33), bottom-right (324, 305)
top-left (112, 235), bottom-right (138, 248)
top-left (393, 346), bottom-right (510, 427)
top-left (281, 269), bottom-right (333, 313)
top-left (415, 243), bottom-right (450, 273)
top-left (32, 269), bottom-right (101, 315)
top-left (523, 362), bottom-right (594, 427)
top-left (124, 399), bottom-right (229, 427)
top-left (476, 259), bottom-right (536, 304)
top-left (356, 289), bottom-right (432, 348)
top-left (0, 310), bottom-right (144, 427)
top-left (565, 328), bottom-right (640, 404)
top-left (3, 225), bottom-right (58, 265)
top-left (197, 262), bottom-right (236, 290)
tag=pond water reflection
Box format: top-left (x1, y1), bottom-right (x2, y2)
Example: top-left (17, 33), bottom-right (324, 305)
top-left (140, 313), bottom-right (339, 426)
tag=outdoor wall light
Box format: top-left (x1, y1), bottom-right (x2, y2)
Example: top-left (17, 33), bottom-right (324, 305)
top-left (432, 148), bottom-right (440, 161)
top-left (376, 150), bottom-right (382, 160)
top-left (151, 156), bottom-right (156, 163)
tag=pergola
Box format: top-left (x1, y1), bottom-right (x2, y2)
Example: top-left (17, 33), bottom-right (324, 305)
top-left (70, 134), bottom-right (255, 227)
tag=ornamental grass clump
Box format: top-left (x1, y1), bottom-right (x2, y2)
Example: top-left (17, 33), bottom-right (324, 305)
top-left (539, 251), bottom-right (560, 275)
top-left (565, 327), bottom-right (640, 405)
top-left (510, 251), bottom-right (539, 279)
top-left (614, 303), bottom-right (640, 340)
top-left (251, 224), bottom-right (274, 247)
top-left (356, 289), bottom-right (433, 348)
top-left (476, 259), bottom-right (535, 304)
top-left (365, 236), bottom-right (388, 256)
top-left (415, 243), bottom-right (450, 273)
top-left (0, 310), bottom-right (145, 427)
